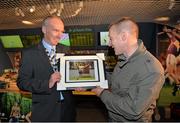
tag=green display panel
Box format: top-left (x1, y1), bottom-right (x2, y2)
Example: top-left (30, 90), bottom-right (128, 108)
top-left (69, 32), bottom-right (94, 47)
top-left (100, 31), bottom-right (109, 46)
top-left (20, 35), bottom-right (41, 48)
top-left (0, 35), bottom-right (23, 48)
top-left (59, 33), bottom-right (70, 46)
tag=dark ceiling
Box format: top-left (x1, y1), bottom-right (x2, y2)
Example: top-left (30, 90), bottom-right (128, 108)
top-left (0, 0), bottom-right (180, 30)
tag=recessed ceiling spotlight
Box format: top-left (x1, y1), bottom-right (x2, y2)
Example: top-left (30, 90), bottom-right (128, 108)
top-left (168, 0), bottom-right (175, 10)
top-left (22, 20), bottom-right (34, 25)
top-left (57, 3), bottom-right (64, 16)
top-left (154, 16), bottom-right (170, 22)
top-left (15, 7), bottom-right (24, 17)
top-left (29, 6), bottom-right (35, 13)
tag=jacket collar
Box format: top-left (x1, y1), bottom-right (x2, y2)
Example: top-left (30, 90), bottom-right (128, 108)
top-left (37, 41), bottom-right (54, 72)
top-left (118, 39), bottom-right (146, 68)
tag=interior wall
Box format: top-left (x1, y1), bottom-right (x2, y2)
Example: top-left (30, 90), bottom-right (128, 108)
top-left (0, 42), bottom-right (12, 75)
top-left (0, 22), bottom-right (158, 56)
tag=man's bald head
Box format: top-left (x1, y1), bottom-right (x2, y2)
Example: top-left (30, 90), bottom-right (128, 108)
top-left (42, 15), bottom-right (64, 27)
top-left (42, 15), bottom-right (64, 46)
top-left (109, 17), bottom-right (139, 39)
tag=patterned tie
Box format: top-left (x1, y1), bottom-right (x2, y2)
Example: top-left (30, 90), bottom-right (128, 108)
top-left (49, 48), bottom-right (58, 72)
top-left (46, 48), bottom-right (64, 100)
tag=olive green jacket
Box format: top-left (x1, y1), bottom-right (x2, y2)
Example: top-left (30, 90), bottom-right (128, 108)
top-left (100, 40), bottom-right (165, 122)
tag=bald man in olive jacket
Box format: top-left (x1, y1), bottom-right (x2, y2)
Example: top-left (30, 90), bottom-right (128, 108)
top-left (92, 17), bottom-right (165, 122)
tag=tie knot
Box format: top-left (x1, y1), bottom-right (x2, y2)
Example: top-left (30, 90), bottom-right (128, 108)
top-left (50, 48), bottom-right (56, 56)
top-left (51, 48), bottom-right (55, 52)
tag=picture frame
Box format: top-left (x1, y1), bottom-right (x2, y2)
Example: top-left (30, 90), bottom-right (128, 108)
top-left (56, 53), bottom-right (108, 90)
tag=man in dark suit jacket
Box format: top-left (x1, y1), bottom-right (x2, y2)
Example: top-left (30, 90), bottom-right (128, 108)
top-left (17, 16), bottom-right (76, 122)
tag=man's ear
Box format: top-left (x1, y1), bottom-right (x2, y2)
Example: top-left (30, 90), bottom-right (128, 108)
top-left (42, 26), bottom-right (46, 34)
top-left (121, 32), bottom-right (127, 42)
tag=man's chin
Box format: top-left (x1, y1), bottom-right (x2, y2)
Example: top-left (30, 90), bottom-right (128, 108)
top-left (115, 52), bottom-right (121, 56)
top-left (52, 42), bottom-right (59, 46)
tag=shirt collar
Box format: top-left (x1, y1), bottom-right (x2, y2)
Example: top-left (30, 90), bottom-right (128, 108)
top-left (117, 39), bottom-right (146, 68)
top-left (42, 39), bottom-right (56, 53)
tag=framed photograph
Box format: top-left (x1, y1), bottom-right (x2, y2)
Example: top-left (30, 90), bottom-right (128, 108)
top-left (100, 31), bottom-right (109, 46)
top-left (56, 53), bottom-right (108, 90)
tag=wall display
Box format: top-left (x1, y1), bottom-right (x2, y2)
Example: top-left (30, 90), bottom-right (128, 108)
top-left (20, 35), bottom-right (41, 48)
top-left (59, 33), bottom-right (70, 46)
top-left (100, 31), bottom-right (109, 46)
top-left (1, 34), bottom-right (69, 49)
top-left (69, 32), bottom-right (94, 47)
top-left (0, 35), bottom-right (23, 48)
top-left (0, 51), bottom-right (22, 91)
top-left (0, 35), bottom-right (42, 49)
top-left (57, 53), bottom-right (108, 90)
top-left (0, 92), bottom-right (31, 122)
top-left (0, 51), bottom-right (32, 122)
top-left (157, 27), bottom-right (180, 107)
top-left (104, 55), bottom-right (117, 72)
top-left (153, 26), bottom-right (180, 121)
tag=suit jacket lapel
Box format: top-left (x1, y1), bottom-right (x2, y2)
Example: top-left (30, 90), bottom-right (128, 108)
top-left (37, 41), bottom-right (54, 72)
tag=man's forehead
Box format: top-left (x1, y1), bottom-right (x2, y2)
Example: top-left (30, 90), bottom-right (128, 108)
top-left (48, 20), bottom-right (64, 29)
top-left (49, 18), bottom-right (62, 24)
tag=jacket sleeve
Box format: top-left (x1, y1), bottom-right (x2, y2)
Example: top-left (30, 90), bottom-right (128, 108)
top-left (100, 72), bottom-right (165, 120)
top-left (17, 50), bottom-right (51, 94)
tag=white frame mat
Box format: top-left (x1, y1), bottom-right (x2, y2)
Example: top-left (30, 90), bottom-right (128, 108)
top-left (56, 53), bottom-right (108, 90)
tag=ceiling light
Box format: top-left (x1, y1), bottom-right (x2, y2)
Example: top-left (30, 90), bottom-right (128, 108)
top-left (46, 4), bottom-right (57, 15)
top-left (46, 4), bottom-right (51, 11)
top-left (15, 7), bottom-right (20, 16)
top-left (60, 3), bottom-right (64, 9)
top-left (49, 8), bottom-right (57, 15)
top-left (57, 9), bottom-right (62, 16)
top-left (57, 3), bottom-right (64, 16)
top-left (15, 7), bottom-right (24, 17)
top-left (22, 20), bottom-right (34, 25)
top-left (168, 0), bottom-right (175, 10)
top-left (154, 16), bottom-right (170, 22)
top-left (70, 1), bottom-right (83, 17)
top-left (29, 6), bottom-right (35, 13)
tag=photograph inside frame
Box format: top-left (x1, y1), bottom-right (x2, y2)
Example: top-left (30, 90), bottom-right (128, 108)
top-left (66, 59), bottom-right (100, 83)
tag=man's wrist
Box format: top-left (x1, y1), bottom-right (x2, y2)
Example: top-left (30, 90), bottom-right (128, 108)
top-left (99, 89), bottom-right (105, 97)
